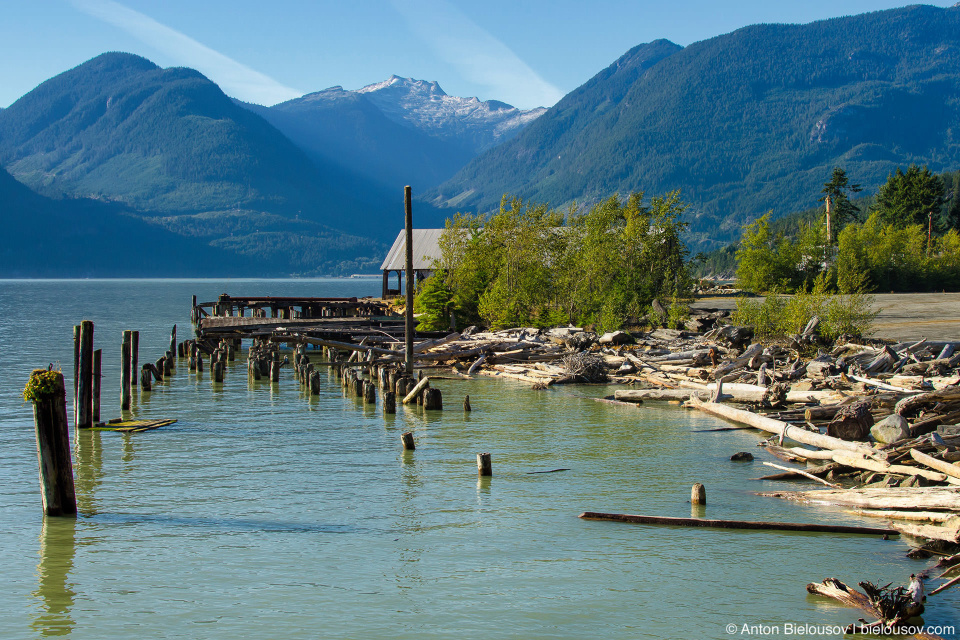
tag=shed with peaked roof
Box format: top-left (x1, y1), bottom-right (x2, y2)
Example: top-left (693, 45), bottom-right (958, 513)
top-left (380, 229), bottom-right (445, 298)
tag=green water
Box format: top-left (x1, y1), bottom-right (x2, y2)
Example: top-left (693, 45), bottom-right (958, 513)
top-left (0, 279), bottom-right (956, 639)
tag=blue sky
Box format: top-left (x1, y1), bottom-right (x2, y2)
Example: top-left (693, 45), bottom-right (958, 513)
top-left (0, 1), bottom-right (954, 109)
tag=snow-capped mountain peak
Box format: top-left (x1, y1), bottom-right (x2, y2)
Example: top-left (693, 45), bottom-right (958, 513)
top-left (356, 76), bottom-right (545, 153)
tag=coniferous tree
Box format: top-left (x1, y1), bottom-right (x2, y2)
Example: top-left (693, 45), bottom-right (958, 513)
top-left (874, 165), bottom-right (946, 229)
top-left (820, 167), bottom-right (862, 243)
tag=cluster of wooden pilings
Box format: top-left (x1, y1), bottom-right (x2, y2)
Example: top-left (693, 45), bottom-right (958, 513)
top-left (290, 344), bottom-right (444, 413)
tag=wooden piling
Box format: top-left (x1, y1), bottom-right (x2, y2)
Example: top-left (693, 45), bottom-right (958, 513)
top-left (270, 359), bottom-right (280, 382)
top-left (92, 349), bottom-right (102, 422)
top-left (164, 351), bottom-right (173, 376)
top-left (363, 381), bottom-right (376, 404)
top-left (310, 371), bottom-right (321, 395)
top-left (353, 378), bottom-right (365, 398)
top-left (140, 365), bottom-right (152, 391)
top-left (121, 330), bottom-right (132, 411)
top-left (196, 354), bottom-right (204, 373)
top-left (423, 388), bottom-right (442, 410)
top-left (384, 391), bottom-right (397, 413)
top-left (477, 453), bottom-right (492, 477)
top-left (463, 395), bottom-right (471, 412)
top-left (691, 483), bottom-right (706, 505)
top-left (76, 321), bottom-right (94, 428)
top-left (401, 432), bottom-right (415, 450)
top-left (130, 330), bottom-right (139, 388)
top-left (72, 325), bottom-right (80, 406)
top-left (213, 361), bottom-right (224, 383)
top-left (29, 371), bottom-right (77, 517)
top-left (169, 324), bottom-right (177, 358)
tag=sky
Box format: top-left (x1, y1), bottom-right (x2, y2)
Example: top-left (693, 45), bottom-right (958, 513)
top-left (0, 0), bottom-right (955, 110)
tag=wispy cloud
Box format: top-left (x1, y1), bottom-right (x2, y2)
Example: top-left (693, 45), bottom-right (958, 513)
top-left (69, 0), bottom-right (301, 105)
top-left (389, 0), bottom-right (564, 109)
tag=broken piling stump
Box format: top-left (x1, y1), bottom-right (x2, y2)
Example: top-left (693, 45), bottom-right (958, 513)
top-left (27, 370), bottom-right (77, 517)
top-left (477, 453), bottom-right (492, 477)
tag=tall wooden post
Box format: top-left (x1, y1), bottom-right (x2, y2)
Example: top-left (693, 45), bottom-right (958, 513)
top-left (76, 321), bottom-right (94, 429)
top-left (131, 331), bottom-right (139, 388)
top-left (92, 349), bottom-right (102, 423)
top-left (121, 331), bottom-right (132, 411)
top-left (404, 185), bottom-right (414, 375)
top-left (169, 325), bottom-right (177, 358)
top-left (30, 371), bottom-right (77, 517)
top-left (72, 325), bottom-right (80, 410)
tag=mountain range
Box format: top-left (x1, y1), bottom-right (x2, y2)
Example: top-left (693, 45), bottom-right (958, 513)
top-left (2, 4), bottom-right (960, 275)
top-left (242, 76), bottom-right (544, 191)
top-left (0, 53), bottom-right (538, 275)
top-left (431, 3), bottom-right (960, 250)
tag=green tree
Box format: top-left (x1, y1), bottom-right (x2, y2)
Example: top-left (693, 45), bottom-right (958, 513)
top-left (421, 192), bottom-right (693, 331)
top-left (874, 165), bottom-right (946, 229)
top-left (734, 213), bottom-right (797, 293)
top-left (820, 167), bottom-right (862, 243)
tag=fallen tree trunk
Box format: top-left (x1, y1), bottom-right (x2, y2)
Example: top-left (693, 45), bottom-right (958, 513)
top-left (687, 397), bottom-right (878, 456)
top-left (761, 461), bottom-right (841, 488)
top-left (806, 579), bottom-right (942, 639)
top-left (910, 449), bottom-right (960, 480)
top-left (615, 388), bottom-right (705, 402)
top-left (830, 450), bottom-right (954, 484)
top-left (896, 386), bottom-right (960, 416)
top-left (757, 487), bottom-right (960, 511)
top-left (890, 521), bottom-right (960, 544)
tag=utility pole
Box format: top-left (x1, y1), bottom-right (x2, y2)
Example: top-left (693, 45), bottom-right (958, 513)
top-left (824, 195), bottom-right (832, 245)
top-left (404, 186), bottom-right (414, 375)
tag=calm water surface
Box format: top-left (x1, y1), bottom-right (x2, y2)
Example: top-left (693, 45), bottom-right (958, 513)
top-left (0, 279), bottom-right (957, 639)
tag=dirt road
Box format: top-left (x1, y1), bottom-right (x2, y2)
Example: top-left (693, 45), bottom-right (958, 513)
top-left (692, 292), bottom-right (960, 342)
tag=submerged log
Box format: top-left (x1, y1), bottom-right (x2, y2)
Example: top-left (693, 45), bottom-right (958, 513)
top-left (578, 512), bottom-right (896, 535)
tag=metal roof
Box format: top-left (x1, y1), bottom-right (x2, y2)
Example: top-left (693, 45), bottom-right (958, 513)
top-left (380, 229), bottom-right (445, 271)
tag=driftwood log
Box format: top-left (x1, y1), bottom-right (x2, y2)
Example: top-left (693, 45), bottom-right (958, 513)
top-left (825, 400), bottom-right (874, 441)
top-left (687, 397), bottom-right (878, 456)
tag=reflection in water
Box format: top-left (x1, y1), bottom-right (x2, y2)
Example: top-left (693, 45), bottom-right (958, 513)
top-left (121, 433), bottom-right (136, 465)
top-left (73, 429), bottom-right (103, 515)
top-left (32, 517), bottom-right (77, 637)
top-left (396, 447), bottom-right (424, 596)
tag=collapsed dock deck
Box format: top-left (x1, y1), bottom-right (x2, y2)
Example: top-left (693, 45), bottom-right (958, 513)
top-left (192, 293), bottom-right (441, 347)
